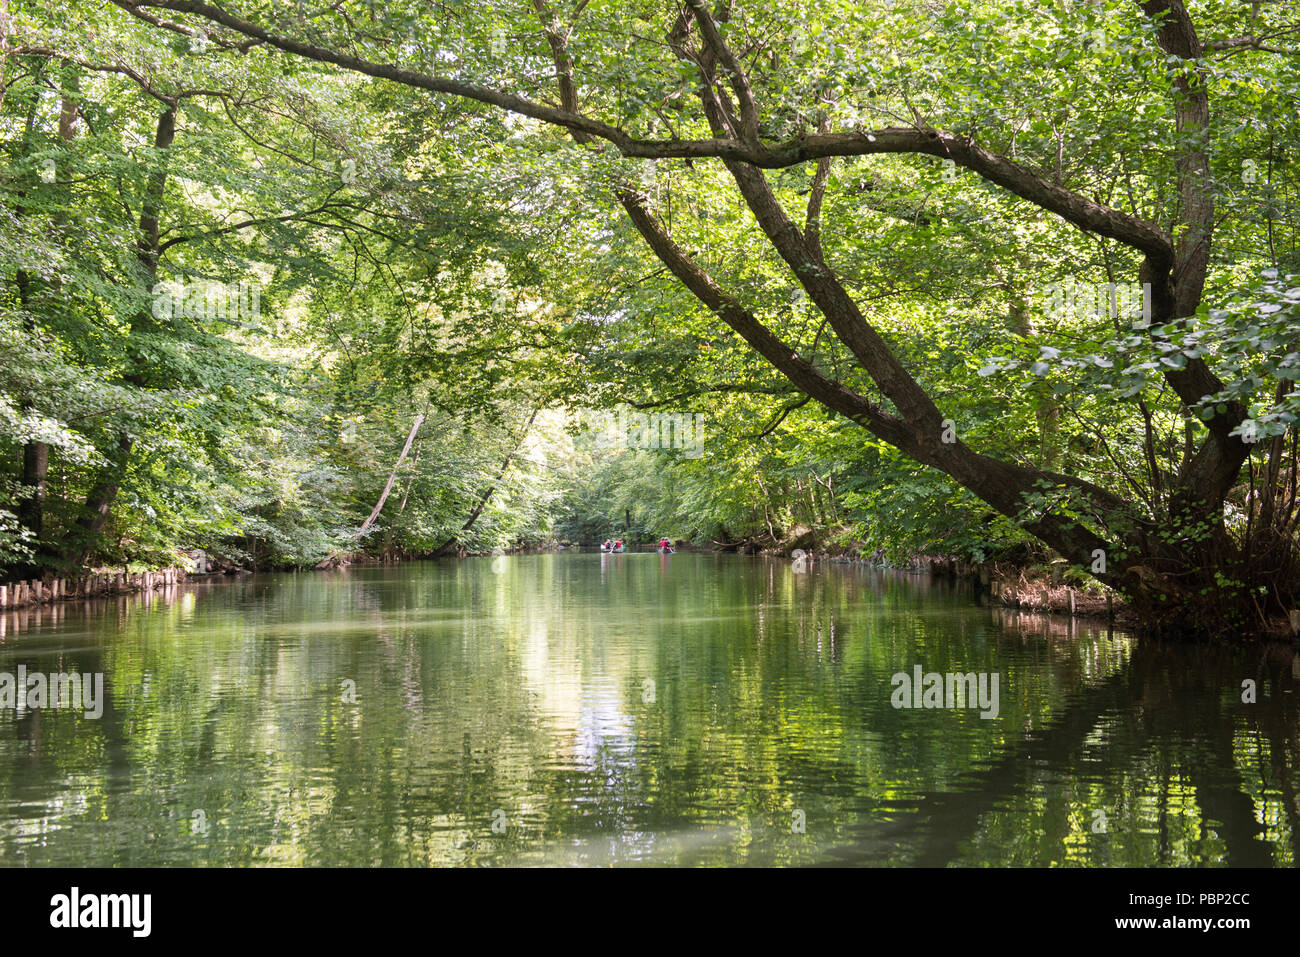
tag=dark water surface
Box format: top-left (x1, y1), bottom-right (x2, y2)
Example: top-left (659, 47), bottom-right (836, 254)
top-left (0, 552), bottom-right (1295, 866)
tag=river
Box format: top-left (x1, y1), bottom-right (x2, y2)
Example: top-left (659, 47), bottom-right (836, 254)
top-left (0, 552), bottom-right (1294, 866)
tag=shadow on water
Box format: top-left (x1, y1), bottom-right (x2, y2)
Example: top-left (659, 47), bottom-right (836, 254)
top-left (831, 629), bottom-right (1296, 866)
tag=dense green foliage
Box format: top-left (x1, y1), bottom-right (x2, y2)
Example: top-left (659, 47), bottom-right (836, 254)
top-left (2, 0), bottom-right (1299, 633)
top-left (1, 5), bottom-right (577, 569)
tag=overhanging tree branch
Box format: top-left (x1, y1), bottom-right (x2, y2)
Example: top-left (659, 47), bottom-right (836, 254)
top-left (114, 0), bottom-right (1174, 264)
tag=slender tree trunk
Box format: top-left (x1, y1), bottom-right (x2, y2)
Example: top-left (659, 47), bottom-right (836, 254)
top-left (1006, 290), bottom-right (1062, 471)
top-left (11, 81), bottom-right (79, 570)
top-left (358, 412), bottom-right (424, 537)
top-left (436, 411), bottom-right (537, 554)
top-left (75, 433), bottom-right (135, 540)
top-left (14, 269), bottom-right (48, 553)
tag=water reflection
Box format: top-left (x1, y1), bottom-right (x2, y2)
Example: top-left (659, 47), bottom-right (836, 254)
top-left (0, 555), bottom-right (1295, 866)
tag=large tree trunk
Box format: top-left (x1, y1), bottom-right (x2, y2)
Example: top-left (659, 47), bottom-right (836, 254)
top-left (67, 105), bottom-right (176, 567)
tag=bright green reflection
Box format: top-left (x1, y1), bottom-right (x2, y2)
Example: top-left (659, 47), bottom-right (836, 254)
top-left (0, 553), bottom-right (1294, 866)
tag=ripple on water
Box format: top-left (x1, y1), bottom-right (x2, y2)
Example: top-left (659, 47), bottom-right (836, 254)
top-left (0, 556), bottom-right (1293, 866)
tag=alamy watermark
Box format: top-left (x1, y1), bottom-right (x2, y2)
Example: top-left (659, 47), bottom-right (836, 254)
top-left (890, 665), bottom-right (1000, 719)
top-left (0, 666), bottom-right (103, 719)
top-left (150, 276), bottom-right (261, 322)
top-left (1034, 279), bottom-right (1152, 328)
top-left (578, 405), bottom-right (706, 458)
top-left (50, 888), bottom-right (150, 937)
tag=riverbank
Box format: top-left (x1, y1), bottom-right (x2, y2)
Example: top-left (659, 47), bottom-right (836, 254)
top-left (703, 526), bottom-right (1160, 631)
top-left (9, 539), bottom-right (1296, 641)
top-left (0, 566), bottom-right (187, 610)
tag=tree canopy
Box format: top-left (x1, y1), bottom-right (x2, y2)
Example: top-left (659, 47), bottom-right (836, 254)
top-left (2, 0), bottom-right (1298, 635)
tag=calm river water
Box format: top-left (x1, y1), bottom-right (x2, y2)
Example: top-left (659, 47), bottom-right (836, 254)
top-left (0, 552), bottom-right (1295, 866)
